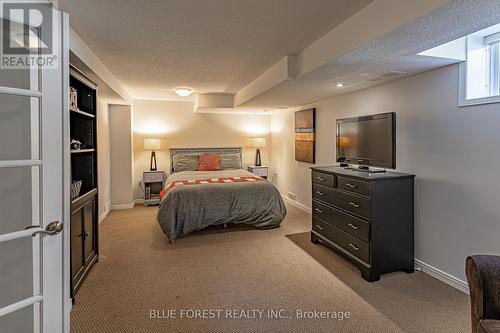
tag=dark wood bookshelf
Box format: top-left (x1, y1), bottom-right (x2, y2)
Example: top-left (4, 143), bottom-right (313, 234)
top-left (69, 67), bottom-right (98, 303)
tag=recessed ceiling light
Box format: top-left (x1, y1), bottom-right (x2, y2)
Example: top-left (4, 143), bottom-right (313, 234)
top-left (336, 83), bottom-right (345, 88)
top-left (174, 88), bottom-right (193, 97)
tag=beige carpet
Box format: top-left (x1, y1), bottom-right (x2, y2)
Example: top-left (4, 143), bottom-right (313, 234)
top-left (71, 204), bottom-right (470, 333)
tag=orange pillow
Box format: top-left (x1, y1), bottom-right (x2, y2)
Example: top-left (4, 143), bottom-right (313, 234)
top-left (198, 153), bottom-right (221, 171)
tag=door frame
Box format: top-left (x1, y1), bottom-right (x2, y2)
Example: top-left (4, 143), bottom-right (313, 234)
top-left (62, 12), bottom-right (71, 333)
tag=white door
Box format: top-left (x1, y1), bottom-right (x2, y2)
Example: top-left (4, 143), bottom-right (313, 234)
top-left (0, 2), bottom-right (69, 333)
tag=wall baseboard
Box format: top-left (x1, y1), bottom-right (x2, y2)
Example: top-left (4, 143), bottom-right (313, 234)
top-left (111, 202), bottom-right (135, 211)
top-left (134, 198), bottom-right (144, 204)
top-left (414, 259), bottom-right (469, 294)
top-left (281, 195), bottom-right (312, 214)
top-left (98, 200), bottom-right (111, 223)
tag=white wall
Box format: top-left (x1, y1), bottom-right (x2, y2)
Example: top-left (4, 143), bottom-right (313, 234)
top-left (132, 99), bottom-right (271, 200)
top-left (270, 64), bottom-right (500, 282)
top-left (109, 104), bottom-right (134, 207)
top-left (96, 96), bottom-right (111, 218)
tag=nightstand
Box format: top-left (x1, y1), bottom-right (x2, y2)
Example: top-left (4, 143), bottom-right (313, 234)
top-left (143, 171), bottom-right (165, 206)
top-left (247, 165), bottom-right (268, 179)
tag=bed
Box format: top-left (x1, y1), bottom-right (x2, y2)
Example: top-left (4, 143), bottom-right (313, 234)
top-left (156, 148), bottom-right (287, 243)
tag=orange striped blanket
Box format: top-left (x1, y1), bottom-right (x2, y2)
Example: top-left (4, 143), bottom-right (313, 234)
top-left (159, 176), bottom-right (266, 200)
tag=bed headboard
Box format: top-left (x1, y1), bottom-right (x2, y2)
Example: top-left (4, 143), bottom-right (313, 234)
top-left (169, 147), bottom-right (243, 173)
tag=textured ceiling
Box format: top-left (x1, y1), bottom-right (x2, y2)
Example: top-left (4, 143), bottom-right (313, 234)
top-left (240, 0), bottom-right (500, 110)
top-left (59, 0), bottom-right (373, 99)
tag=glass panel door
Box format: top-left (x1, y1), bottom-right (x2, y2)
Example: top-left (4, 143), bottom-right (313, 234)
top-left (0, 83), bottom-right (42, 332)
top-left (0, 2), bottom-right (65, 332)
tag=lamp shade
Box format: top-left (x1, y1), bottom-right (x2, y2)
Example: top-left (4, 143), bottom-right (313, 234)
top-left (144, 138), bottom-right (160, 150)
top-left (248, 137), bottom-right (266, 148)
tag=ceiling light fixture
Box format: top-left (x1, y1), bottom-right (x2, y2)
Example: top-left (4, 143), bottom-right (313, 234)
top-left (174, 88), bottom-right (193, 97)
top-left (336, 83), bottom-right (345, 88)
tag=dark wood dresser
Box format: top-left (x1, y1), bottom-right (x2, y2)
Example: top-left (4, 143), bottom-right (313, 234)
top-left (310, 166), bottom-right (415, 282)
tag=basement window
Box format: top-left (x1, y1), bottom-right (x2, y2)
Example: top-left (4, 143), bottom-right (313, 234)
top-left (459, 23), bottom-right (500, 106)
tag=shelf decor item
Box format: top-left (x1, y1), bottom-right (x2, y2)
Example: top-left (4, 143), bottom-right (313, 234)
top-left (71, 180), bottom-right (82, 200)
top-left (71, 139), bottom-right (82, 150)
top-left (69, 87), bottom-right (78, 111)
top-left (144, 138), bottom-right (161, 171)
top-left (295, 108), bottom-right (316, 163)
top-left (248, 137), bottom-right (266, 166)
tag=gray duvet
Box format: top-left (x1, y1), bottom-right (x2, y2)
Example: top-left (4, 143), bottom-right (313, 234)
top-left (156, 169), bottom-right (287, 243)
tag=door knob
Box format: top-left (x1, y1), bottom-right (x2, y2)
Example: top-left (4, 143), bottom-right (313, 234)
top-left (32, 221), bottom-right (63, 237)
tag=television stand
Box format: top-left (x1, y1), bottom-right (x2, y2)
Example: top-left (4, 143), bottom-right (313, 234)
top-left (345, 166), bottom-right (386, 173)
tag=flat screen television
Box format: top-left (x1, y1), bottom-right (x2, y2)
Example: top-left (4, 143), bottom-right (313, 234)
top-left (336, 112), bottom-right (396, 169)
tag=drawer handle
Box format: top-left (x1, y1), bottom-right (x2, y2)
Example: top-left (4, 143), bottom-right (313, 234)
top-left (314, 208), bottom-right (323, 213)
top-left (347, 223), bottom-right (359, 230)
top-left (349, 243), bottom-right (360, 251)
top-left (349, 202), bottom-right (360, 208)
top-left (317, 176), bottom-right (326, 181)
top-left (316, 191), bottom-right (325, 196)
top-left (346, 183), bottom-right (357, 188)
top-left (316, 225), bottom-right (324, 230)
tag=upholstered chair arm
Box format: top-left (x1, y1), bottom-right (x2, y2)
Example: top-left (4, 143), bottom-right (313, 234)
top-left (466, 255), bottom-right (500, 333)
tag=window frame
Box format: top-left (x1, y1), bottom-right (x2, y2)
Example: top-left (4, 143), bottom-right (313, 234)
top-left (488, 41), bottom-right (500, 96)
top-left (459, 36), bottom-right (500, 107)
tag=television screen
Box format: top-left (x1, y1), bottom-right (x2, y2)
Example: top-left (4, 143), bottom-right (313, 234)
top-left (336, 112), bottom-right (395, 169)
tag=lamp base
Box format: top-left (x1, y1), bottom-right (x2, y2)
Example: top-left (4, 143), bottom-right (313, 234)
top-left (255, 148), bottom-right (261, 166)
top-left (150, 151), bottom-right (157, 171)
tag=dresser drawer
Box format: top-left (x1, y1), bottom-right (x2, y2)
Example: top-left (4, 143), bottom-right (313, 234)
top-left (312, 172), bottom-right (335, 187)
top-left (337, 177), bottom-right (370, 197)
top-left (332, 189), bottom-right (370, 220)
top-left (313, 184), bottom-right (371, 220)
top-left (312, 184), bottom-right (336, 202)
top-left (312, 200), bottom-right (369, 242)
top-left (248, 166), bottom-right (268, 177)
top-left (254, 168), bottom-right (268, 177)
top-left (144, 171), bottom-right (164, 183)
top-left (312, 217), bottom-right (370, 263)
